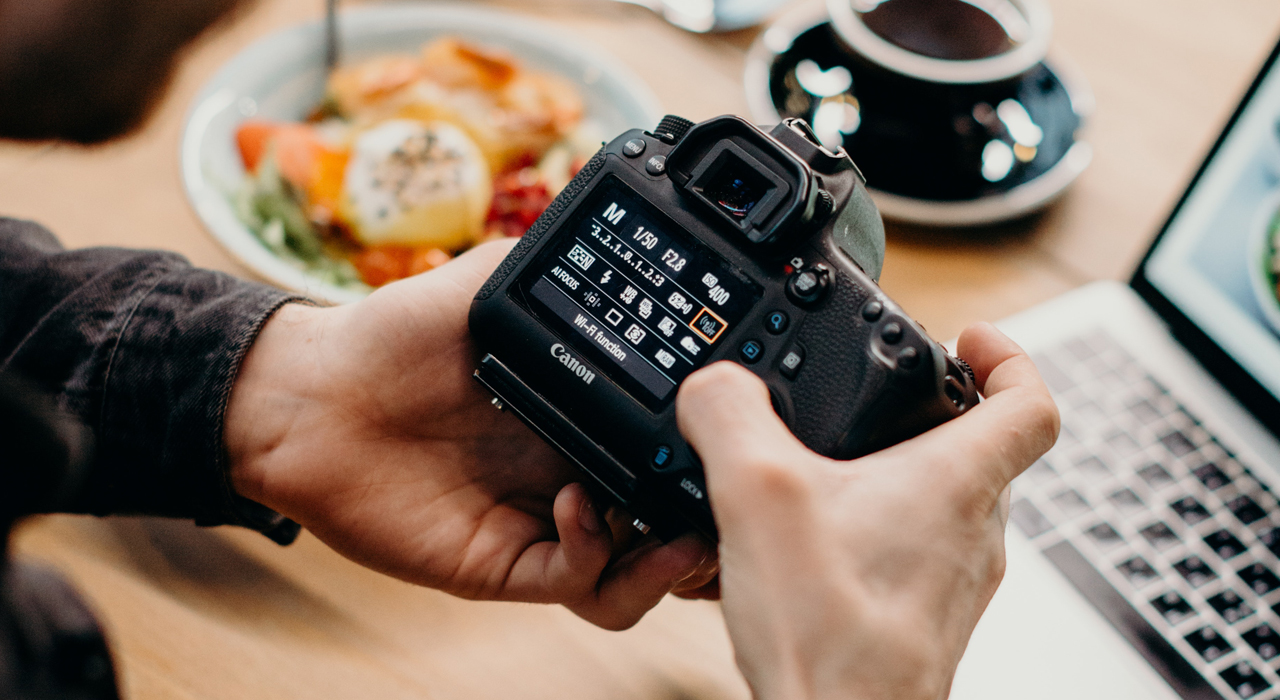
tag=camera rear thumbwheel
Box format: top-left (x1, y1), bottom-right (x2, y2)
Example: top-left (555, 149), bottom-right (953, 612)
top-left (786, 264), bottom-right (831, 306)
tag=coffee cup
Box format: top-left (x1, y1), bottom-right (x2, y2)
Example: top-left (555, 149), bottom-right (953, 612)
top-left (746, 0), bottom-right (1092, 226)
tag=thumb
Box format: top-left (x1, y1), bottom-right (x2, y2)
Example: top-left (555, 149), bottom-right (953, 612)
top-left (676, 362), bottom-right (810, 513)
top-left (433, 237), bottom-right (520, 292)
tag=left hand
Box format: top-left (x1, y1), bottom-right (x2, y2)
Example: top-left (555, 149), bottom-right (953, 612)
top-left (225, 239), bottom-right (716, 630)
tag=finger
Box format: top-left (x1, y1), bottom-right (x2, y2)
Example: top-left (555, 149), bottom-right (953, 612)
top-left (884, 324), bottom-right (1058, 503)
top-left (676, 362), bottom-right (811, 515)
top-left (670, 547), bottom-right (720, 593)
top-left (501, 483), bottom-right (613, 603)
top-left (544, 483), bottom-right (615, 592)
top-left (957, 322), bottom-right (1049, 399)
top-left (672, 572), bottom-right (721, 600)
top-left (956, 323), bottom-right (1059, 478)
top-left (673, 580), bottom-right (721, 600)
top-left (435, 238), bottom-right (520, 290)
top-left (604, 504), bottom-right (644, 557)
top-left (569, 533), bottom-right (712, 630)
top-left (383, 237), bottom-right (519, 303)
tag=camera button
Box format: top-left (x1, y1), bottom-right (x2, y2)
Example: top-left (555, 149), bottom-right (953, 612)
top-left (779, 345), bottom-right (805, 380)
top-left (645, 155), bottom-right (667, 176)
top-left (764, 310), bottom-right (789, 334)
top-left (881, 322), bottom-right (904, 344)
top-left (897, 347), bottom-right (920, 370)
top-left (862, 300), bottom-right (884, 322)
top-left (652, 444), bottom-right (673, 468)
top-left (623, 138), bottom-right (647, 158)
top-left (786, 265), bottom-right (830, 307)
top-left (739, 339), bottom-right (764, 364)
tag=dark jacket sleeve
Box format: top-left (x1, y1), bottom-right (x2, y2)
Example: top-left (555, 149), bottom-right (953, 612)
top-left (0, 217), bottom-right (305, 544)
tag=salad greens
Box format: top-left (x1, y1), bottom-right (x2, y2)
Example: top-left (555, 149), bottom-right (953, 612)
top-left (232, 153), bottom-right (369, 291)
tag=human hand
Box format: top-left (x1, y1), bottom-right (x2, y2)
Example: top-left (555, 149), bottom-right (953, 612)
top-left (676, 323), bottom-right (1059, 700)
top-left (225, 240), bottom-right (715, 630)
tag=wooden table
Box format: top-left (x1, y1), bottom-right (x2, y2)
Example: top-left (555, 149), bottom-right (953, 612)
top-left (4, 1), bottom-right (1280, 697)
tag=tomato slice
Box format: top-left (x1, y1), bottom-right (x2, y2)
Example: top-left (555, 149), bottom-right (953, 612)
top-left (235, 121), bottom-right (278, 173)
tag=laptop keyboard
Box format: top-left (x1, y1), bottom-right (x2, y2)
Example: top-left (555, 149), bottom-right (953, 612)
top-left (1013, 330), bottom-right (1280, 700)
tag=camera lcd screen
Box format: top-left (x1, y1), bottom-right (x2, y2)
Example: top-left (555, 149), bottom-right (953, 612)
top-left (518, 175), bottom-right (763, 408)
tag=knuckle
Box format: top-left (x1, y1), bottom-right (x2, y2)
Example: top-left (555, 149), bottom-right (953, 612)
top-left (984, 543), bottom-right (1008, 591)
top-left (740, 456), bottom-right (810, 501)
top-left (1025, 392), bottom-right (1062, 454)
top-left (935, 456), bottom-right (992, 511)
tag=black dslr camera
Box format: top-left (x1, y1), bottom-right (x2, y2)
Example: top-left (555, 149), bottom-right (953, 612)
top-left (469, 115), bottom-right (979, 540)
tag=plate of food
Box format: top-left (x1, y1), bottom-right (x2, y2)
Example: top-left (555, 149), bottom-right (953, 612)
top-left (182, 3), bottom-right (662, 303)
top-left (1249, 191), bottom-right (1280, 335)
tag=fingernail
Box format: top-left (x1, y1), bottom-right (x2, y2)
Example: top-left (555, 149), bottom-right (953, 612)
top-left (578, 497), bottom-right (604, 534)
top-left (672, 534), bottom-right (711, 578)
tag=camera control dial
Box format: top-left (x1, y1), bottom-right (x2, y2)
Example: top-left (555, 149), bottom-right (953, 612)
top-left (786, 264), bottom-right (831, 307)
top-left (653, 115), bottom-right (695, 144)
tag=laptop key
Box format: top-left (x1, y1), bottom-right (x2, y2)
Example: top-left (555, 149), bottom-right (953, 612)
top-left (1051, 489), bottom-right (1091, 516)
top-left (1140, 522), bottom-right (1182, 550)
top-left (1227, 496), bottom-right (1268, 526)
top-left (1207, 590), bottom-right (1254, 624)
top-left (1192, 463), bottom-right (1231, 491)
top-left (1259, 527), bottom-right (1280, 558)
top-left (1241, 623), bottom-right (1280, 661)
top-left (1077, 456), bottom-right (1111, 476)
top-left (1032, 355), bottom-right (1075, 393)
top-left (1105, 431), bottom-right (1141, 455)
top-left (1085, 522), bottom-right (1124, 547)
top-left (1118, 557), bottom-right (1160, 587)
top-left (1185, 626), bottom-right (1234, 662)
top-left (1064, 338), bottom-right (1096, 360)
top-left (1171, 496), bottom-right (1212, 525)
top-left (1237, 563), bottom-right (1280, 596)
top-left (1009, 500), bottom-right (1054, 538)
top-left (1109, 488), bottom-right (1144, 510)
top-left (1204, 530), bottom-right (1248, 560)
top-left (1128, 398), bottom-right (1162, 423)
top-left (1219, 661), bottom-right (1270, 699)
top-left (1024, 459), bottom-right (1057, 482)
top-left (1152, 591), bottom-right (1196, 624)
top-left (1173, 556), bottom-right (1217, 587)
top-left (1138, 463), bottom-right (1176, 488)
top-left (1161, 431), bottom-right (1197, 457)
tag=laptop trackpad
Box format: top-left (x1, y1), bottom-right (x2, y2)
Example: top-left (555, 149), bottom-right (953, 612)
top-left (950, 532), bottom-right (1179, 700)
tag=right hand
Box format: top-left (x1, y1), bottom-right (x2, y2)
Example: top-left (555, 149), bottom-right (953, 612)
top-left (675, 322), bottom-right (1059, 700)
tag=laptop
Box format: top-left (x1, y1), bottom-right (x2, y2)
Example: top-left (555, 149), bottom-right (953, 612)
top-left (946, 39), bottom-right (1280, 700)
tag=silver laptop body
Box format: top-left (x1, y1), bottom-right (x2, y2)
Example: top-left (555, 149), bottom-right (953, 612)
top-left (948, 39), bottom-right (1280, 700)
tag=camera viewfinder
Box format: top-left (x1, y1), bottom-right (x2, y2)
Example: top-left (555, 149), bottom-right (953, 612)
top-left (702, 160), bottom-right (773, 220)
top-left (685, 142), bottom-right (791, 242)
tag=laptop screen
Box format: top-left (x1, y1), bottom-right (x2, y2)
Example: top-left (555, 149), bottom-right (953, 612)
top-left (1138, 42), bottom-right (1280, 423)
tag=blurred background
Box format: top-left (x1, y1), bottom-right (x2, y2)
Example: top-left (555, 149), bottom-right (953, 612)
top-left (2, 0), bottom-right (1280, 697)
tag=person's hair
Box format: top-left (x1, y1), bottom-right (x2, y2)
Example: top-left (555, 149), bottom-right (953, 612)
top-left (0, 0), bottom-right (248, 143)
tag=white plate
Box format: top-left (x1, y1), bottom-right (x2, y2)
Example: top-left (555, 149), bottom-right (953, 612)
top-left (182, 3), bottom-right (662, 304)
top-left (1248, 191), bottom-right (1280, 335)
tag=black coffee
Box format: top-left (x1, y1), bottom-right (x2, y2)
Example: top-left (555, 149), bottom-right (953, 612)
top-left (859, 0), bottom-right (1019, 61)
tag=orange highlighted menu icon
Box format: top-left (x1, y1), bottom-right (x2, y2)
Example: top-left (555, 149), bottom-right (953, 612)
top-left (690, 308), bottom-right (727, 343)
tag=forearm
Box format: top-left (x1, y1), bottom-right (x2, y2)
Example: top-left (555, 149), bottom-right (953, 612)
top-left (0, 217), bottom-right (306, 542)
